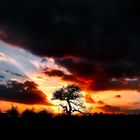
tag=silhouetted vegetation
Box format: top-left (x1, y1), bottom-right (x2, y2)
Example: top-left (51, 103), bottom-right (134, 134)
top-left (6, 105), bottom-right (19, 117)
top-left (52, 84), bottom-right (85, 116)
top-left (0, 106), bottom-right (140, 134)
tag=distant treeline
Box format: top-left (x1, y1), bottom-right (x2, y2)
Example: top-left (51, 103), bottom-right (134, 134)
top-left (0, 105), bottom-right (140, 132)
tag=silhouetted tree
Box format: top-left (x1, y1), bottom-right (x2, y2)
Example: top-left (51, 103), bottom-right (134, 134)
top-left (6, 105), bottom-right (19, 117)
top-left (52, 84), bottom-right (85, 116)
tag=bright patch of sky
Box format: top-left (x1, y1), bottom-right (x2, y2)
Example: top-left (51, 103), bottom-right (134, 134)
top-left (0, 42), bottom-right (69, 84)
top-left (0, 42), bottom-right (44, 82)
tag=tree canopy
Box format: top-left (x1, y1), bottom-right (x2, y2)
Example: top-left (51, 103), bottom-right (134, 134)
top-left (52, 84), bottom-right (85, 116)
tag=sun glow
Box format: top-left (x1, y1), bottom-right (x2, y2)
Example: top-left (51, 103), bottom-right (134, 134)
top-left (1, 43), bottom-right (140, 115)
top-left (28, 73), bottom-right (68, 113)
top-left (23, 71), bottom-right (140, 114)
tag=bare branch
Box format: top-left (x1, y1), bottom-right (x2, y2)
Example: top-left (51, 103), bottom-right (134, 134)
top-left (70, 101), bottom-right (85, 108)
top-left (59, 104), bottom-right (68, 112)
top-left (72, 109), bottom-right (87, 115)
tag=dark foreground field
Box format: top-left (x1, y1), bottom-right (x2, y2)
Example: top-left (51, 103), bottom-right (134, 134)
top-left (0, 113), bottom-right (139, 139)
top-left (0, 109), bottom-right (140, 134)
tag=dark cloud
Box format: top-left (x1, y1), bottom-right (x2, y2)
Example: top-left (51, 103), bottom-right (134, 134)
top-left (0, 0), bottom-right (140, 91)
top-left (0, 75), bottom-right (4, 79)
top-left (56, 57), bottom-right (140, 91)
top-left (56, 58), bottom-right (97, 79)
top-left (4, 70), bottom-right (10, 73)
top-left (98, 102), bottom-right (140, 114)
top-left (125, 109), bottom-right (140, 115)
top-left (11, 72), bottom-right (26, 77)
top-left (0, 80), bottom-right (52, 105)
top-left (115, 95), bottom-right (121, 98)
top-left (90, 79), bottom-right (140, 91)
top-left (44, 69), bottom-right (85, 84)
top-left (5, 70), bottom-right (25, 77)
top-left (45, 69), bottom-right (65, 77)
top-left (62, 74), bottom-right (80, 83)
top-left (98, 105), bottom-right (121, 113)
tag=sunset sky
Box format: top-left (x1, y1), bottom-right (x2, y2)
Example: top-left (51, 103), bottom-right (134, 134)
top-left (0, 0), bottom-right (140, 114)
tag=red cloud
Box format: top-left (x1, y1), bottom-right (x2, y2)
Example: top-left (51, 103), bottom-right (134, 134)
top-left (97, 100), bottom-right (105, 105)
top-left (85, 95), bottom-right (95, 104)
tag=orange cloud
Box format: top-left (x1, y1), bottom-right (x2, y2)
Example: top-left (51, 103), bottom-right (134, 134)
top-left (98, 105), bottom-right (121, 113)
top-left (97, 100), bottom-right (105, 105)
top-left (85, 95), bottom-right (95, 104)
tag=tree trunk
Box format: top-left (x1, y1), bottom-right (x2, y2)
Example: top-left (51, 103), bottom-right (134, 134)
top-left (67, 100), bottom-right (72, 116)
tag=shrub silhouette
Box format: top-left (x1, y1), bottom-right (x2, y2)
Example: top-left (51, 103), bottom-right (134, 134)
top-left (38, 109), bottom-right (52, 119)
top-left (22, 108), bottom-right (37, 119)
top-left (6, 105), bottom-right (19, 118)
